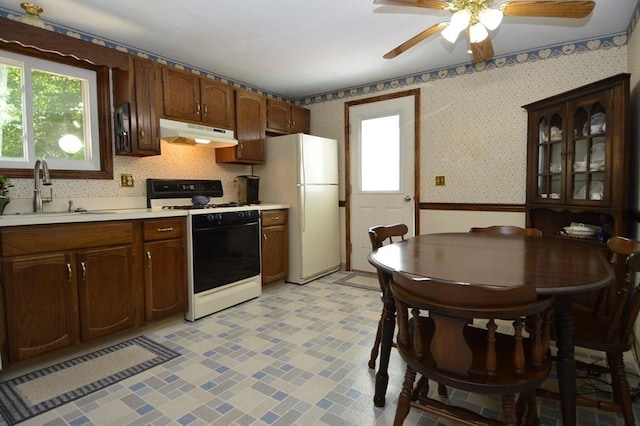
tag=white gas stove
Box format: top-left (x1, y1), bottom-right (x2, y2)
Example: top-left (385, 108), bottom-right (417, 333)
top-left (147, 179), bottom-right (262, 321)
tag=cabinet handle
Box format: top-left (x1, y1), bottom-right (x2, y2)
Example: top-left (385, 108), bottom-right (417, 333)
top-left (203, 104), bottom-right (208, 116)
top-left (196, 102), bottom-right (201, 114)
top-left (157, 227), bottom-right (173, 232)
top-left (271, 216), bottom-right (279, 221)
top-left (146, 251), bottom-right (152, 268)
top-left (66, 263), bottom-right (72, 282)
top-left (80, 261), bottom-right (86, 281)
top-left (263, 233), bottom-right (267, 241)
top-left (139, 129), bottom-right (145, 140)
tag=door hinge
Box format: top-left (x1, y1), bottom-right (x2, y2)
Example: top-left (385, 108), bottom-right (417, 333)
top-left (345, 124), bottom-right (351, 135)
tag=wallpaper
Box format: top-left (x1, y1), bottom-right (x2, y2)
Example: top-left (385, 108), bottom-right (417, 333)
top-left (309, 47), bottom-right (628, 204)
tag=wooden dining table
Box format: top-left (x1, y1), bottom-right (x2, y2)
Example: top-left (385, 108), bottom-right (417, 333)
top-left (368, 232), bottom-right (614, 426)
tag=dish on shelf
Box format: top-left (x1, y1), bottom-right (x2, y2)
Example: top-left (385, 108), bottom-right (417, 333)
top-left (582, 112), bottom-right (606, 136)
top-left (563, 224), bottom-right (597, 237)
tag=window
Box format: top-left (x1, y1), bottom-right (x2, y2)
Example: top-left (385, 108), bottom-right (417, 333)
top-left (0, 49), bottom-right (101, 172)
top-left (360, 114), bottom-right (401, 192)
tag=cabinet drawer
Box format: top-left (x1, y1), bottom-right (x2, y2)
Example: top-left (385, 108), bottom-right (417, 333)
top-left (262, 209), bottom-right (287, 226)
top-left (143, 218), bottom-right (185, 241)
top-left (0, 222), bottom-right (133, 257)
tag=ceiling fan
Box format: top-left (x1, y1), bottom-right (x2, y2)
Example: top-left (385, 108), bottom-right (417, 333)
top-left (374, 0), bottom-right (596, 63)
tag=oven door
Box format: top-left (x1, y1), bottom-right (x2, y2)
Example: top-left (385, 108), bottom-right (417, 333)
top-left (192, 219), bottom-right (261, 293)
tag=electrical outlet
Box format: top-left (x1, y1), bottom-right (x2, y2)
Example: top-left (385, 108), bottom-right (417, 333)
top-left (435, 175), bottom-right (445, 186)
top-left (120, 174), bottom-right (134, 188)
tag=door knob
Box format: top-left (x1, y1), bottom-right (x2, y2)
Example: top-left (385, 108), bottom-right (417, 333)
top-left (404, 196), bottom-right (412, 202)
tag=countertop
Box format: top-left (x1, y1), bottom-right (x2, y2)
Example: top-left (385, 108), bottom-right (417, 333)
top-left (0, 204), bottom-right (289, 227)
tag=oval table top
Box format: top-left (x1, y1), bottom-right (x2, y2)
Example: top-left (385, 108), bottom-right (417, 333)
top-left (368, 232), bottom-right (614, 295)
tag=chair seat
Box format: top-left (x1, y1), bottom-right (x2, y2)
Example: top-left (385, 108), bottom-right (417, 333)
top-left (402, 317), bottom-right (552, 395)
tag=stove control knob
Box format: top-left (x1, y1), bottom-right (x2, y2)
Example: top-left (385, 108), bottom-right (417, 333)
top-left (237, 211), bottom-right (246, 218)
top-left (207, 213), bottom-right (223, 222)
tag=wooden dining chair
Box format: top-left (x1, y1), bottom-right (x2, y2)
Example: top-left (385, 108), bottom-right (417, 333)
top-left (469, 225), bottom-right (543, 237)
top-left (367, 223), bottom-right (408, 369)
top-left (537, 235), bottom-right (640, 425)
top-left (390, 270), bottom-right (553, 426)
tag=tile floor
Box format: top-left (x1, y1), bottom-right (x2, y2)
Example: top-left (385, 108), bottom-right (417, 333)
top-left (2, 270), bottom-right (640, 425)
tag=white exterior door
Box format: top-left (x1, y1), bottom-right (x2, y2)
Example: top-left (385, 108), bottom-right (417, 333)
top-left (349, 95), bottom-right (416, 272)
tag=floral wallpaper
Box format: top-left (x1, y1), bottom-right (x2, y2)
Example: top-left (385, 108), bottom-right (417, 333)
top-left (309, 47), bottom-right (628, 204)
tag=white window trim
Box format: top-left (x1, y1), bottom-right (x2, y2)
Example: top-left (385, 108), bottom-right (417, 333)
top-left (0, 49), bottom-right (101, 171)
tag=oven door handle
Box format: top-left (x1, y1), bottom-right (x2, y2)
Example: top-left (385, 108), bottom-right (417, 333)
top-left (192, 221), bottom-right (259, 233)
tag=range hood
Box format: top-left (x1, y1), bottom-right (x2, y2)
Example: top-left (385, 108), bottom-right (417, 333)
top-left (159, 118), bottom-right (238, 148)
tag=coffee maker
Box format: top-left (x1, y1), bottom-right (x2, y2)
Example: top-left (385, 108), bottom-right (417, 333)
top-left (237, 175), bottom-right (260, 204)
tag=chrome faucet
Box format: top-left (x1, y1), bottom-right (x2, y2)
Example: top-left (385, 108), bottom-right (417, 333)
top-left (33, 158), bottom-right (52, 212)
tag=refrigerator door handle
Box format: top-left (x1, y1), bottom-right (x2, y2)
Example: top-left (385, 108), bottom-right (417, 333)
top-left (298, 184), bottom-right (305, 231)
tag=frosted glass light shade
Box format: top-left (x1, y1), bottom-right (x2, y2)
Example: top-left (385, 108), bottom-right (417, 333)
top-left (469, 22), bottom-right (489, 43)
top-left (450, 9), bottom-right (471, 31)
top-left (478, 8), bottom-right (503, 31)
top-left (441, 23), bottom-right (463, 43)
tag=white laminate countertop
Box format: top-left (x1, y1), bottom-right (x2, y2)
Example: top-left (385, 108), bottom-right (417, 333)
top-left (0, 204), bottom-right (289, 227)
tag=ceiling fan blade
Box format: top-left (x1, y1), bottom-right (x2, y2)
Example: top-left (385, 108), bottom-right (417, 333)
top-left (373, 0), bottom-right (450, 10)
top-left (470, 37), bottom-right (495, 63)
top-left (500, 1), bottom-right (595, 18)
top-left (383, 22), bottom-right (448, 59)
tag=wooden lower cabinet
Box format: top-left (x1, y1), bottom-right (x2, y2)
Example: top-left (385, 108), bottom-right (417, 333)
top-left (143, 218), bottom-right (187, 320)
top-left (78, 245), bottom-right (136, 341)
top-left (2, 253), bottom-right (79, 362)
top-left (0, 216), bottom-right (187, 367)
top-left (261, 209), bottom-right (288, 285)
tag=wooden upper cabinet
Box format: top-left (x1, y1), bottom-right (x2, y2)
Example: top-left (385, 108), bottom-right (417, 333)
top-left (160, 66), bottom-right (235, 130)
top-left (291, 105), bottom-right (311, 134)
top-left (200, 79), bottom-right (235, 129)
top-left (161, 67), bottom-right (201, 122)
top-left (112, 56), bottom-right (161, 156)
top-left (267, 99), bottom-right (311, 134)
top-left (267, 99), bottom-right (291, 133)
top-left (216, 89), bottom-right (266, 164)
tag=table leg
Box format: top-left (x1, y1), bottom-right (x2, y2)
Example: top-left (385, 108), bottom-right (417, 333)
top-left (553, 294), bottom-right (576, 426)
top-left (374, 272), bottom-right (395, 407)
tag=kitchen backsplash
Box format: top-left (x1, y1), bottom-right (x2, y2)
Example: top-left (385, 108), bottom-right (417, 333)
top-left (3, 142), bottom-right (251, 213)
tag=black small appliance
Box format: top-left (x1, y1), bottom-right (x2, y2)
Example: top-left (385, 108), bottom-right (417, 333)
top-left (237, 175), bottom-right (260, 204)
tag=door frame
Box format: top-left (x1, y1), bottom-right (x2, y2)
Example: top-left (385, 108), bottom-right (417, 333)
top-left (344, 89), bottom-right (421, 271)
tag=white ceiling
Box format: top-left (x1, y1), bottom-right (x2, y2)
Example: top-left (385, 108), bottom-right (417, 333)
top-left (0, 0), bottom-right (636, 99)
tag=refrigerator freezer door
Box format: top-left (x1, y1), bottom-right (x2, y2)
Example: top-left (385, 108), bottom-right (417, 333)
top-left (289, 184), bottom-right (340, 284)
top-left (298, 134), bottom-right (338, 185)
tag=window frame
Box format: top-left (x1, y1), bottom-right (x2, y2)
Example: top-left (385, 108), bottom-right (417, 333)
top-left (0, 35), bottom-right (113, 180)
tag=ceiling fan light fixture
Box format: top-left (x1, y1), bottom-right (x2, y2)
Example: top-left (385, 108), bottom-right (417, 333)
top-left (469, 22), bottom-right (488, 43)
top-left (449, 9), bottom-right (471, 31)
top-left (441, 22), bottom-right (463, 43)
top-left (478, 8), bottom-right (503, 31)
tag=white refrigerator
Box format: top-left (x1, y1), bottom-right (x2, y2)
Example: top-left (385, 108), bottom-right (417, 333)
top-left (255, 133), bottom-right (340, 284)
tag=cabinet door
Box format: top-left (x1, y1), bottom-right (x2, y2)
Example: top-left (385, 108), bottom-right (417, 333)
top-left (262, 225), bottom-right (288, 284)
top-left (291, 105), bottom-right (311, 134)
top-left (266, 99), bottom-right (291, 134)
top-left (528, 106), bottom-right (565, 203)
top-left (133, 58), bottom-right (161, 155)
top-left (217, 89), bottom-right (266, 164)
top-left (161, 67), bottom-right (201, 122)
top-left (2, 253), bottom-right (79, 363)
top-left (144, 239), bottom-right (187, 320)
top-left (567, 92), bottom-right (610, 206)
top-left (77, 246), bottom-right (135, 341)
top-left (200, 79), bottom-right (235, 130)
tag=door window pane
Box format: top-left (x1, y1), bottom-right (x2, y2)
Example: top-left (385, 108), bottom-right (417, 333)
top-left (361, 114), bottom-right (400, 192)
